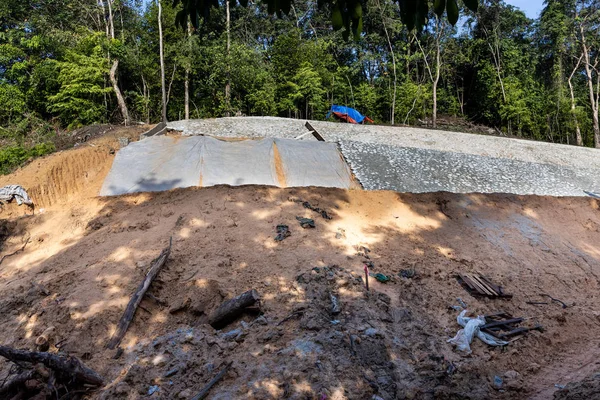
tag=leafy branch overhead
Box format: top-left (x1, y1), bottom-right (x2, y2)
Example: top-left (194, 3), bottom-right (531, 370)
top-left (173, 0), bottom-right (479, 38)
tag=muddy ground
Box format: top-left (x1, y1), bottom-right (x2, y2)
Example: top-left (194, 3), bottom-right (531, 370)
top-left (0, 127), bottom-right (599, 399)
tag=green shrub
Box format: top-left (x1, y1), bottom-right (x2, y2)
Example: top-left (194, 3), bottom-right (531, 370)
top-left (0, 142), bottom-right (55, 175)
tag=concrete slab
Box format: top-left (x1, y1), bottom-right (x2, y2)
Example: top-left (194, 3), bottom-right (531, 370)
top-left (168, 117), bottom-right (600, 196)
top-left (100, 135), bottom-right (355, 196)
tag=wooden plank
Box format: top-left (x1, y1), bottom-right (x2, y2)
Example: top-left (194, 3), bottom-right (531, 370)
top-left (466, 274), bottom-right (496, 296)
top-left (458, 274), bottom-right (478, 292)
top-left (471, 274), bottom-right (498, 296)
top-left (479, 275), bottom-right (512, 298)
top-left (304, 122), bottom-right (325, 141)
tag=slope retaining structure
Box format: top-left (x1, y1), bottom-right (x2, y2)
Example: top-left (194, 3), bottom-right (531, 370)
top-left (168, 117), bottom-right (600, 196)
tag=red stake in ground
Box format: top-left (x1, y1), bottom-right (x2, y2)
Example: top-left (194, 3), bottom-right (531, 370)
top-left (364, 263), bottom-right (369, 291)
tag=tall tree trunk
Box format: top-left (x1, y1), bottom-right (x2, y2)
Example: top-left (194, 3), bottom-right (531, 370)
top-left (568, 54), bottom-right (584, 146)
top-left (432, 17), bottom-right (442, 129)
top-left (225, 0), bottom-right (231, 117)
top-left (110, 60), bottom-right (130, 125)
top-left (375, 0), bottom-right (396, 125)
top-left (579, 22), bottom-right (600, 148)
top-left (107, 0), bottom-right (115, 40)
top-left (158, 0), bottom-right (167, 122)
top-left (107, 0), bottom-right (130, 125)
top-left (185, 22), bottom-right (191, 120)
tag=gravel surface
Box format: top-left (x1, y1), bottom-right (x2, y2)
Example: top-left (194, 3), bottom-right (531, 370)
top-left (339, 140), bottom-right (600, 196)
top-left (168, 117), bottom-right (600, 196)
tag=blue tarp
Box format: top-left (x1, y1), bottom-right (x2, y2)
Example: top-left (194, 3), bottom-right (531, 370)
top-left (326, 105), bottom-right (369, 124)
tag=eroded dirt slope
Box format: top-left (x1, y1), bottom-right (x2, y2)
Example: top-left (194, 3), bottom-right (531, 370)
top-left (0, 182), bottom-right (599, 398)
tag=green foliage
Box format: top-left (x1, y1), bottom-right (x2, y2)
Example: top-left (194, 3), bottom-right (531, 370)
top-left (47, 33), bottom-right (112, 128)
top-left (0, 143), bottom-right (55, 175)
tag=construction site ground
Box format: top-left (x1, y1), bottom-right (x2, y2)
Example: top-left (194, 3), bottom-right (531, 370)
top-left (0, 124), bottom-right (599, 399)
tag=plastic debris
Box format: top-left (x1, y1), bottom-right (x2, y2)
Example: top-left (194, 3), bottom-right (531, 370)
top-left (494, 376), bottom-right (503, 388)
top-left (554, 384), bottom-right (566, 389)
top-left (148, 385), bottom-right (160, 395)
top-left (448, 310), bottom-right (509, 353)
top-left (0, 185), bottom-right (33, 206)
top-left (275, 224), bottom-right (291, 241)
top-left (296, 216), bottom-right (315, 229)
top-left (369, 272), bottom-right (390, 283)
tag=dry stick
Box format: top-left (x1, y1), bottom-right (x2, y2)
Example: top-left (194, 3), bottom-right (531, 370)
top-left (191, 361), bottom-right (232, 400)
top-left (107, 238), bottom-right (172, 349)
top-left (0, 346), bottom-right (104, 387)
top-left (0, 238), bottom-right (30, 266)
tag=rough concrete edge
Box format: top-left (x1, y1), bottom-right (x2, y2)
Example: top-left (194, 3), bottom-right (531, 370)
top-left (335, 141), bottom-right (364, 190)
top-left (140, 121), bottom-right (167, 140)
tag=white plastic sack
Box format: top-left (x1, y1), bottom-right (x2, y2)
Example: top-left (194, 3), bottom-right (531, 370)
top-left (0, 185), bottom-right (33, 206)
top-left (448, 310), bottom-right (508, 353)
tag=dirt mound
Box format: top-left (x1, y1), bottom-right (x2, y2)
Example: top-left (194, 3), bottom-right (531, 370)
top-left (0, 185), bottom-right (599, 398)
top-left (554, 372), bottom-right (600, 400)
top-left (0, 124), bottom-right (147, 210)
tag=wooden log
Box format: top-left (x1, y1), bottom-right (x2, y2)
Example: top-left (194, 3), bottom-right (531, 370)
top-left (0, 346), bottom-right (104, 387)
top-left (107, 238), bottom-right (172, 349)
top-left (191, 361), bottom-right (232, 400)
top-left (0, 370), bottom-right (37, 396)
top-left (208, 289), bottom-right (260, 329)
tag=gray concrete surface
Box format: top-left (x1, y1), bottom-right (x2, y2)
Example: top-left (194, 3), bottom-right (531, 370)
top-left (168, 117), bottom-right (600, 196)
top-left (100, 135), bottom-right (354, 196)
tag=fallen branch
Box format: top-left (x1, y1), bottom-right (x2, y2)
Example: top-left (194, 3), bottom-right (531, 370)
top-left (191, 361), bottom-right (232, 400)
top-left (539, 293), bottom-right (568, 309)
top-left (277, 310), bottom-right (304, 326)
top-left (208, 289), bottom-right (260, 329)
top-left (0, 346), bottom-right (104, 387)
top-left (0, 369), bottom-right (37, 396)
top-left (107, 238), bottom-right (172, 349)
top-left (0, 238), bottom-right (30, 266)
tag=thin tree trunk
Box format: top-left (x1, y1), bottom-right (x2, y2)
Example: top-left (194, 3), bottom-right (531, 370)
top-left (432, 17), bottom-right (442, 128)
top-left (110, 60), bottom-right (130, 125)
top-left (579, 22), bottom-right (600, 147)
top-left (414, 33), bottom-right (435, 126)
top-left (375, 0), bottom-right (396, 125)
top-left (185, 22), bottom-right (191, 120)
top-left (107, 0), bottom-right (115, 40)
top-left (225, 0), bottom-right (231, 117)
top-left (106, 0), bottom-right (130, 125)
top-left (568, 53), bottom-right (584, 146)
top-left (158, 0), bottom-right (167, 122)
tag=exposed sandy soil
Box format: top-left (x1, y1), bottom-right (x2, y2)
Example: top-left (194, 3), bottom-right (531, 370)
top-left (0, 127), bottom-right (600, 399)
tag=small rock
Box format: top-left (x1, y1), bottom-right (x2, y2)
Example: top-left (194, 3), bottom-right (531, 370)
top-left (504, 370), bottom-right (520, 380)
top-left (364, 328), bottom-right (379, 337)
top-left (253, 315), bottom-right (268, 325)
top-left (152, 354), bottom-right (169, 367)
top-left (178, 389), bottom-right (193, 399)
top-left (115, 382), bottom-right (131, 395)
top-left (118, 137), bottom-right (130, 148)
top-left (221, 329), bottom-right (242, 341)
